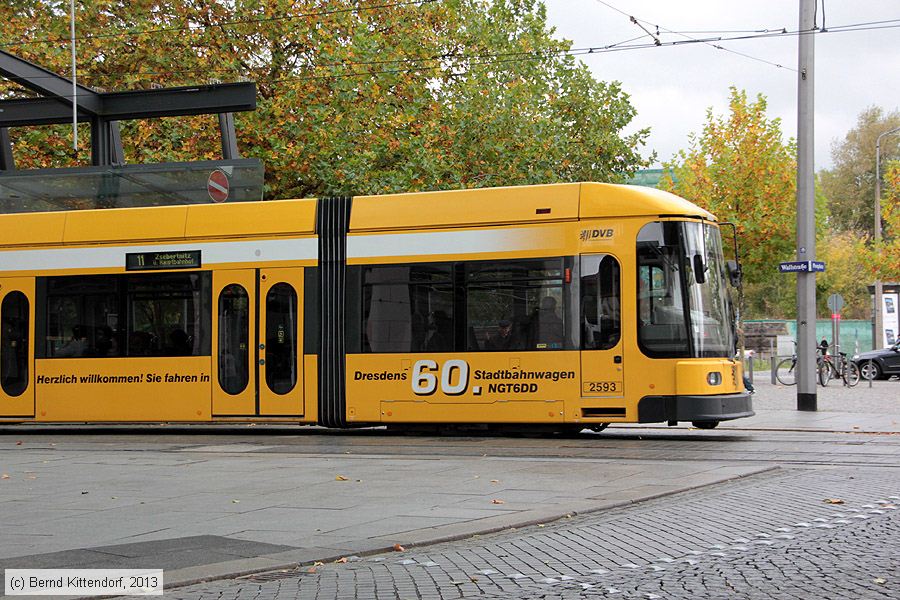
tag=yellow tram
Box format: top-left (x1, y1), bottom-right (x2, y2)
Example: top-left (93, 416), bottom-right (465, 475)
top-left (0, 182), bottom-right (751, 429)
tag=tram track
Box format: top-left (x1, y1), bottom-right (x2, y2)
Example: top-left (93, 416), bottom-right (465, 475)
top-left (2, 426), bottom-right (898, 469)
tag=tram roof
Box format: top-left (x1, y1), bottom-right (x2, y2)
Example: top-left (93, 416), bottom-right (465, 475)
top-left (349, 182), bottom-right (714, 232)
top-left (0, 182), bottom-right (714, 247)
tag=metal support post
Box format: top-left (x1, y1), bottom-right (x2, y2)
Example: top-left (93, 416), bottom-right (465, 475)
top-left (0, 127), bottom-right (13, 170)
top-left (796, 0), bottom-right (817, 410)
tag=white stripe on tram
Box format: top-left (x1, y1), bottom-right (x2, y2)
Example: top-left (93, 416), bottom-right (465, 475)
top-left (0, 227), bottom-right (549, 272)
top-left (0, 237), bottom-right (318, 273)
top-left (348, 227), bottom-right (544, 259)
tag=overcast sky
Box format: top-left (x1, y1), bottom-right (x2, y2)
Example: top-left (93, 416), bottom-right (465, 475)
top-left (542, 0), bottom-right (899, 171)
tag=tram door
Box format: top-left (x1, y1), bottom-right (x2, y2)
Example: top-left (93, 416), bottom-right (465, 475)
top-left (0, 278), bottom-right (34, 418)
top-left (579, 255), bottom-right (625, 400)
top-left (212, 268), bottom-right (304, 417)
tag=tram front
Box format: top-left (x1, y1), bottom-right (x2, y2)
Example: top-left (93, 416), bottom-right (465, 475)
top-left (635, 220), bottom-right (753, 428)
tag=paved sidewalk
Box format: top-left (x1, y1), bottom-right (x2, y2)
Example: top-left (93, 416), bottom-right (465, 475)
top-left (624, 376), bottom-right (900, 433)
top-left (1, 377), bottom-right (897, 597)
top-left (174, 467), bottom-right (900, 600)
top-left (0, 444), bottom-right (767, 596)
top-left (725, 375), bottom-right (899, 433)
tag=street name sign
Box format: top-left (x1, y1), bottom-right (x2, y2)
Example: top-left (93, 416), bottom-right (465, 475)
top-left (778, 260), bottom-right (825, 273)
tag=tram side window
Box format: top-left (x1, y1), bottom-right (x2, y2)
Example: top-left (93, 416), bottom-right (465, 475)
top-left (466, 258), bottom-right (566, 351)
top-left (1, 292), bottom-right (29, 397)
top-left (362, 264), bottom-right (453, 353)
top-left (218, 284), bottom-right (250, 395)
top-left (265, 283), bottom-right (298, 395)
top-left (637, 222), bottom-right (690, 357)
top-left (580, 255), bottom-right (621, 350)
top-left (45, 277), bottom-right (119, 358)
top-left (43, 272), bottom-right (211, 358)
top-left (126, 273), bottom-right (209, 357)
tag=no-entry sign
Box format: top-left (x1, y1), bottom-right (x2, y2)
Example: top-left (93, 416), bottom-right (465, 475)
top-left (207, 169), bottom-right (230, 202)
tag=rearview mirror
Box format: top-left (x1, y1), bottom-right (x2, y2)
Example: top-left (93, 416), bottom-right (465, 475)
top-left (726, 260), bottom-right (742, 287)
top-left (693, 254), bottom-right (707, 284)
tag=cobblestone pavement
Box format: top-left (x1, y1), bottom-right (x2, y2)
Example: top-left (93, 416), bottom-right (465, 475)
top-left (747, 371), bottom-right (898, 414)
top-left (171, 467), bottom-right (900, 600)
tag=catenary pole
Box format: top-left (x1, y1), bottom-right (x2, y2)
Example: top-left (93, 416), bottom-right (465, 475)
top-left (796, 0), bottom-right (817, 411)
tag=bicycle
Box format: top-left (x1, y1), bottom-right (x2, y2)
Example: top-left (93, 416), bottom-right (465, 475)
top-left (818, 351), bottom-right (860, 387)
top-left (775, 345), bottom-right (835, 387)
top-left (775, 351), bottom-right (797, 385)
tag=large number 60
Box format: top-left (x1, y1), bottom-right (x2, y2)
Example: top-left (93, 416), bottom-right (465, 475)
top-left (412, 359), bottom-right (469, 396)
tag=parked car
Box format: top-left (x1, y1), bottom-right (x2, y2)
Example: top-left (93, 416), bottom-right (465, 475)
top-left (853, 342), bottom-right (900, 380)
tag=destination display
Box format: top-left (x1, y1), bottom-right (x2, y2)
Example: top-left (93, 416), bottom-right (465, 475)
top-left (125, 250), bottom-right (201, 271)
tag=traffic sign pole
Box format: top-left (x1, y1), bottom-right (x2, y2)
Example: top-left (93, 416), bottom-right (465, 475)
top-left (828, 294), bottom-right (844, 361)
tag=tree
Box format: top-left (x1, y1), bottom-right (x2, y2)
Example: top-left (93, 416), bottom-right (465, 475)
top-left (0, 0), bottom-right (649, 198)
top-left (871, 160), bottom-right (900, 279)
top-left (814, 229), bottom-right (870, 319)
top-left (659, 87), bottom-right (802, 318)
top-left (819, 106), bottom-right (900, 236)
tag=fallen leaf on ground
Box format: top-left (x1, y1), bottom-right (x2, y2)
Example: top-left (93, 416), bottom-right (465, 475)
top-left (491, 499), bottom-right (505, 504)
top-left (1, 474), bottom-right (9, 479)
top-left (313, 562), bottom-right (324, 567)
top-left (392, 543), bottom-right (406, 552)
top-left (335, 475), bottom-right (349, 481)
top-left (490, 480), bottom-right (499, 483)
top-left (874, 578), bottom-right (886, 585)
top-left (824, 498), bottom-right (844, 504)
top-left (231, 499), bottom-right (240, 503)
top-left (15, 441), bottom-right (22, 445)
top-left (334, 557), bottom-right (347, 563)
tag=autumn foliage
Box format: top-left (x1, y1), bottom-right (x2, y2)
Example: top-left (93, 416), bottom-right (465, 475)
top-left (874, 160), bottom-right (900, 279)
top-left (0, 0), bottom-right (649, 198)
top-left (659, 88), bottom-right (800, 318)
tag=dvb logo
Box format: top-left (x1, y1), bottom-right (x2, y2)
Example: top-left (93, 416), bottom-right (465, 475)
top-left (579, 228), bottom-right (614, 242)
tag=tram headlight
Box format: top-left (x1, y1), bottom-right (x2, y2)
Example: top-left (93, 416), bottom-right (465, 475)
top-left (707, 372), bottom-right (722, 386)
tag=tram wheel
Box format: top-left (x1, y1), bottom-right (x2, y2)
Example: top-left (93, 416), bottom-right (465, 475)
top-left (692, 420), bottom-right (719, 430)
top-left (586, 423), bottom-right (610, 433)
top-left (559, 423), bottom-right (609, 436)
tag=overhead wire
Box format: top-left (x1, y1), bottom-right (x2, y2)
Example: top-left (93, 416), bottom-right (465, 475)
top-left (592, 0), bottom-right (798, 72)
top-left (2, 19), bottom-right (899, 98)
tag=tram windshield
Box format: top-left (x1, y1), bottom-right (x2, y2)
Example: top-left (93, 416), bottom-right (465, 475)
top-left (636, 221), bottom-right (735, 358)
